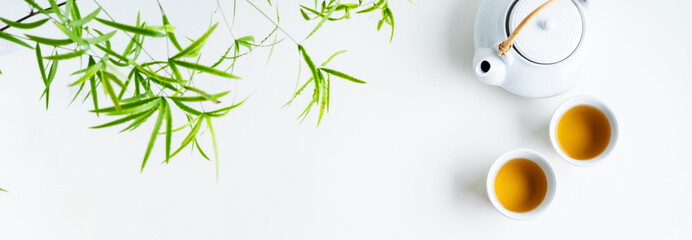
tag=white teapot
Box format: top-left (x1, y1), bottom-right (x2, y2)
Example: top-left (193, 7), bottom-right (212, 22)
top-left (472, 0), bottom-right (588, 98)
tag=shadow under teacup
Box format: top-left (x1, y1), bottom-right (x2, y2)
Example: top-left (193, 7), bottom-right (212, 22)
top-left (549, 95), bottom-right (619, 167)
top-left (486, 148), bottom-right (557, 220)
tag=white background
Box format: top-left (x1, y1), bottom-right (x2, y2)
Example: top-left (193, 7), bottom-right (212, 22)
top-left (1, 0), bottom-right (691, 239)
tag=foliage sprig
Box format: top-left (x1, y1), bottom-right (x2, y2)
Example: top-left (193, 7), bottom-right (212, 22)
top-left (0, 0), bottom-right (406, 184)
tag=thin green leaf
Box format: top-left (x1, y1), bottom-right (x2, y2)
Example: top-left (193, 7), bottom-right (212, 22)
top-left (298, 45), bottom-right (320, 89)
top-left (95, 17), bottom-right (165, 37)
top-left (48, 0), bottom-right (65, 22)
top-left (304, 1), bottom-right (339, 41)
top-left (0, 187), bottom-right (7, 192)
top-left (69, 0), bottom-right (81, 21)
top-left (171, 23), bottom-right (218, 59)
top-left (99, 71), bottom-right (120, 111)
top-left (194, 140), bottom-right (210, 161)
top-left (205, 116), bottom-right (220, 181)
top-left (90, 109), bottom-right (155, 129)
top-left (162, 14), bottom-right (182, 51)
top-left (35, 44), bottom-right (47, 84)
top-left (44, 48), bottom-right (87, 60)
top-left (320, 50), bottom-right (346, 66)
top-left (94, 44), bottom-right (129, 63)
top-left (25, 34), bottom-right (73, 46)
top-left (84, 57), bottom-right (100, 116)
top-left (84, 31), bottom-right (116, 44)
top-left (70, 59), bottom-right (101, 86)
top-left (0, 32), bottom-right (33, 49)
top-left (169, 91), bottom-right (229, 102)
top-left (170, 59), bottom-right (240, 79)
top-left (165, 101), bottom-right (172, 162)
top-left (384, 6), bottom-right (394, 41)
top-left (205, 97), bottom-right (248, 117)
top-left (68, 8), bottom-right (100, 27)
top-left (171, 99), bottom-right (203, 116)
top-left (300, 8), bottom-right (312, 20)
top-left (320, 68), bottom-right (366, 83)
top-left (54, 22), bottom-right (83, 44)
top-left (141, 101), bottom-right (166, 172)
top-left (171, 116), bottom-right (204, 158)
top-left (24, 0), bottom-right (52, 15)
top-left (0, 17), bottom-right (49, 29)
top-left (236, 36), bottom-right (255, 50)
top-left (91, 96), bottom-right (158, 113)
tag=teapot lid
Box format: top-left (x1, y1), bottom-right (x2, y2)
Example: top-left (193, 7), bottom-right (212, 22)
top-left (507, 0), bottom-right (583, 64)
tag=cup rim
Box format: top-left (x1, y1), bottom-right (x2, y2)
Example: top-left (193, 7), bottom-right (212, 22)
top-left (486, 148), bottom-right (557, 220)
top-left (549, 95), bottom-right (619, 167)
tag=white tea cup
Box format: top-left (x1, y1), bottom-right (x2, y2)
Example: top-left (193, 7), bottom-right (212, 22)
top-left (549, 95), bottom-right (619, 167)
top-left (486, 148), bottom-right (557, 220)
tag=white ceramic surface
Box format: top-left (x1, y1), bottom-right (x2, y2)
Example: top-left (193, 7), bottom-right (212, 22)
top-left (549, 95), bottom-right (619, 167)
top-left (486, 148), bottom-right (557, 220)
top-left (472, 0), bottom-right (588, 97)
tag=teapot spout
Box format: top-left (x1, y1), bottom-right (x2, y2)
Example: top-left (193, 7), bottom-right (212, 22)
top-left (473, 48), bottom-right (507, 86)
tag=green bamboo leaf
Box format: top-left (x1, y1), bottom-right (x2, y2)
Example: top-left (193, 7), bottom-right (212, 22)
top-left (182, 86), bottom-right (224, 103)
top-left (171, 99), bottom-right (203, 116)
top-left (121, 107), bottom-right (157, 132)
top-left (25, 34), bottom-right (73, 46)
top-left (99, 71), bottom-right (120, 111)
top-left (321, 50), bottom-right (346, 66)
top-left (320, 68), bottom-right (366, 83)
top-left (91, 95), bottom-right (158, 113)
top-left (43, 60), bottom-right (58, 109)
top-left (47, 59), bottom-right (58, 85)
top-left (168, 59), bottom-right (183, 81)
top-left (48, 0), bottom-right (65, 22)
top-left (90, 109), bottom-right (155, 129)
top-left (171, 23), bottom-right (218, 59)
top-left (84, 31), bottom-right (116, 44)
top-left (70, 59), bottom-right (101, 86)
top-left (102, 70), bottom-right (124, 88)
top-left (169, 91), bottom-right (230, 102)
top-left (194, 140), bottom-right (210, 161)
top-left (0, 17), bottom-right (49, 29)
top-left (300, 5), bottom-right (321, 15)
top-left (54, 22), bottom-right (83, 44)
top-left (142, 101), bottom-right (166, 172)
top-left (24, 0), bottom-right (52, 15)
top-left (94, 44), bottom-right (130, 63)
top-left (69, 80), bottom-right (86, 105)
top-left (44, 48), bottom-right (87, 60)
top-left (69, 0), bottom-right (81, 21)
top-left (170, 116), bottom-right (204, 158)
top-left (0, 187), bottom-right (7, 192)
top-left (105, 97), bottom-right (160, 116)
top-left (304, 1), bottom-right (339, 41)
top-left (298, 45), bottom-right (320, 89)
top-left (205, 116), bottom-right (220, 180)
top-left (170, 59), bottom-right (240, 79)
top-left (384, 6), bottom-right (394, 41)
top-left (236, 36), bottom-right (255, 50)
top-left (35, 44), bottom-right (47, 84)
top-left (95, 18), bottom-right (165, 37)
top-left (0, 32), bottom-right (33, 49)
top-left (300, 8), bottom-right (311, 20)
top-left (205, 97), bottom-right (247, 117)
top-left (87, 57), bottom-right (99, 115)
top-left (162, 14), bottom-right (182, 51)
top-left (164, 101), bottom-right (172, 162)
top-left (147, 25), bottom-right (175, 32)
top-left (67, 7), bottom-right (100, 27)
